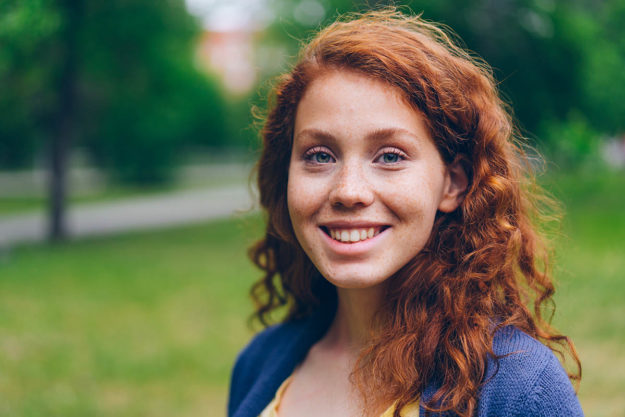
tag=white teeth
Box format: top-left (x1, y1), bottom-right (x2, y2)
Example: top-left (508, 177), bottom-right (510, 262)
top-left (328, 227), bottom-right (383, 243)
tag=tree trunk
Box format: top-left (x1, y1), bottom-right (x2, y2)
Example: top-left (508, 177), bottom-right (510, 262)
top-left (48, 0), bottom-right (81, 242)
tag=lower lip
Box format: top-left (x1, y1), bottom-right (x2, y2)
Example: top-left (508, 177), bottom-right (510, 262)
top-left (320, 227), bottom-right (389, 256)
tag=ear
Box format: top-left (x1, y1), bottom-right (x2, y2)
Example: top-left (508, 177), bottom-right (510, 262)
top-left (438, 158), bottom-right (469, 213)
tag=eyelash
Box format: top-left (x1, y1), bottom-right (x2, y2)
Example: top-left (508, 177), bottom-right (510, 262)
top-left (304, 146), bottom-right (335, 164)
top-left (302, 146), bottom-right (407, 164)
top-left (376, 148), bottom-right (407, 164)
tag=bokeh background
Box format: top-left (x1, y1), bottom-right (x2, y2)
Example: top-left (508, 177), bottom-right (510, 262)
top-left (0, 0), bottom-right (624, 416)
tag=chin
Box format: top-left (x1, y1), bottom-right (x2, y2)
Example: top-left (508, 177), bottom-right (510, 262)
top-left (320, 266), bottom-right (392, 290)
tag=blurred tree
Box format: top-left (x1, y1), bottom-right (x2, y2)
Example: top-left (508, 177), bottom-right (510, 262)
top-left (49, 0), bottom-right (81, 241)
top-left (0, 0), bottom-right (228, 240)
top-left (80, 0), bottom-right (228, 183)
top-left (0, 0), bottom-right (81, 240)
top-left (0, 0), bottom-right (59, 169)
top-left (579, 0), bottom-right (625, 134)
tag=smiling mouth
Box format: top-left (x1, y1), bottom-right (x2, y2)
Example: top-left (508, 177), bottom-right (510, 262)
top-left (320, 226), bottom-right (389, 243)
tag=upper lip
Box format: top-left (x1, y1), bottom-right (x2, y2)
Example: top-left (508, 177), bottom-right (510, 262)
top-left (320, 221), bottom-right (390, 229)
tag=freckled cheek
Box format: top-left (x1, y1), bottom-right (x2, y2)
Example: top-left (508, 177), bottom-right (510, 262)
top-left (288, 176), bottom-right (328, 213)
top-left (287, 189), bottom-right (319, 242)
top-left (382, 185), bottom-right (440, 225)
top-left (286, 184), bottom-right (325, 259)
top-left (286, 185), bottom-right (304, 223)
top-left (383, 182), bottom-right (426, 210)
top-left (286, 195), bottom-right (310, 254)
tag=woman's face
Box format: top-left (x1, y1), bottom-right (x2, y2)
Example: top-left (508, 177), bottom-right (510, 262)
top-left (287, 70), bottom-right (465, 290)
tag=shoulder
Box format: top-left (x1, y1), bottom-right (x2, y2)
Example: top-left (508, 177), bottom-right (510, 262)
top-left (476, 326), bottom-right (584, 417)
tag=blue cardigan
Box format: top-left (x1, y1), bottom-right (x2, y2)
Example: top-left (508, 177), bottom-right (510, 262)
top-left (228, 308), bottom-right (583, 417)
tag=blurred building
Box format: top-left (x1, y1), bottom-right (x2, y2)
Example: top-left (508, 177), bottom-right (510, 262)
top-left (196, 29), bottom-right (257, 94)
top-left (602, 135), bottom-right (625, 168)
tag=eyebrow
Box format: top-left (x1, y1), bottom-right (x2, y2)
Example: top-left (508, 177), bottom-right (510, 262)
top-left (295, 127), bottom-right (421, 143)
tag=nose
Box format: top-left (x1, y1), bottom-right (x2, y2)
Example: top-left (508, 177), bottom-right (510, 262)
top-left (328, 160), bottom-right (375, 208)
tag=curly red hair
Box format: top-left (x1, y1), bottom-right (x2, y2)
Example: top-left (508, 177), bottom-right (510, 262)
top-left (249, 9), bottom-right (580, 417)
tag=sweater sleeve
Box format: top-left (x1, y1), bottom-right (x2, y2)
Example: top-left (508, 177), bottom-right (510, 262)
top-left (476, 327), bottom-right (584, 417)
top-left (522, 354), bottom-right (584, 417)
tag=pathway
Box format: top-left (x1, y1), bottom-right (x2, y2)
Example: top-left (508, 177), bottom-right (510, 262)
top-left (0, 185), bottom-right (256, 247)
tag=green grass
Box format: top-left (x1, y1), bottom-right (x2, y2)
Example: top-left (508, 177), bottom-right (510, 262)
top-left (0, 171), bottom-right (623, 416)
top-left (0, 215), bottom-right (263, 416)
top-left (543, 171), bottom-right (625, 417)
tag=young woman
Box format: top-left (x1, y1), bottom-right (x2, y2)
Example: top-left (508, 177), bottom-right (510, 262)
top-left (228, 10), bottom-right (583, 417)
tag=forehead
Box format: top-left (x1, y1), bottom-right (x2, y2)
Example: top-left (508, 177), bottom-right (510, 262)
top-left (300, 69), bottom-right (409, 111)
top-left (294, 69), bottom-right (430, 144)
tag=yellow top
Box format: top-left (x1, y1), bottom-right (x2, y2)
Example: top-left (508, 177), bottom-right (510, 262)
top-left (259, 375), bottom-right (419, 417)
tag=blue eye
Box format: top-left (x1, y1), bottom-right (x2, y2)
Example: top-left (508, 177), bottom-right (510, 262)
top-left (382, 153), bottom-right (400, 163)
top-left (305, 147), bottom-right (335, 164)
top-left (377, 150), bottom-right (405, 164)
top-left (314, 152), bottom-right (332, 163)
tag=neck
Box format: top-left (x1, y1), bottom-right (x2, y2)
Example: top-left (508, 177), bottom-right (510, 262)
top-left (323, 284), bottom-right (386, 352)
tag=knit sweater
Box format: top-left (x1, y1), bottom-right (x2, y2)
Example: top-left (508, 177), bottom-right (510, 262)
top-left (228, 308), bottom-right (583, 417)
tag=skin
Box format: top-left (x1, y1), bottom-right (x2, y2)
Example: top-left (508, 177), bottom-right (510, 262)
top-left (281, 70), bottom-right (467, 417)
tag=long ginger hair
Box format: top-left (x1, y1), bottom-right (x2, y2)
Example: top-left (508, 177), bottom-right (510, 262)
top-left (248, 9), bottom-right (580, 417)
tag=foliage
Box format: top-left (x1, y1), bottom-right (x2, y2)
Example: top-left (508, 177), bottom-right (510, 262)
top-left (0, 0), bottom-right (228, 184)
top-left (579, 0), bottom-right (625, 134)
top-left (263, 0), bottom-right (625, 155)
top-left (0, 0), bottom-right (60, 168)
top-left (2, 0), bottom-right (623, 177)
top-left (540, 112), bottom-right (601, 169)
top-left (80, 0), bottom-right (228, 184)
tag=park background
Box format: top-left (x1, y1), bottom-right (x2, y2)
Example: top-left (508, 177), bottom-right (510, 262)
top-left (0, 0), bottom-right (624, 415)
